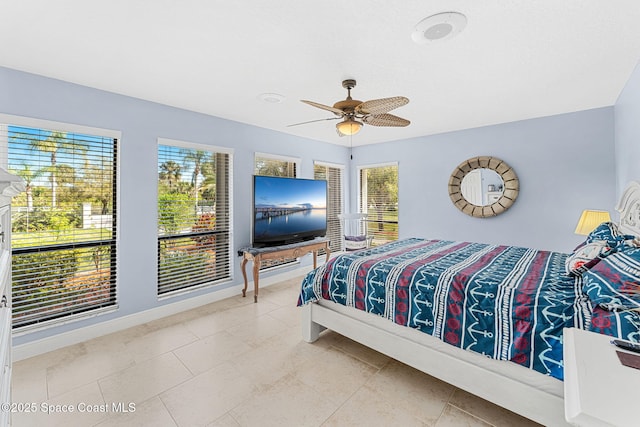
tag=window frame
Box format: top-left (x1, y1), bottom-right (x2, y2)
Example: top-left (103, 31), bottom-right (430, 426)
top-left (357, 162), bottom-right (399, 246)
top-left (157, 138), bottom-right (234, 298)
top-left (1, 114), bottom-right (121, 332)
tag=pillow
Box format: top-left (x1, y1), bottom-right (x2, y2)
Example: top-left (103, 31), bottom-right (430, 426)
top-left (568, 221), bottom-right (629, 274)
top-left (565, 240), bottom-right (614, 276)
top-left (344, 235), bottom-right (367, 251)
top-left (581, 247), bottom-right (640, 311)
top-left (572, 222), bottom-right (613, 253)
top-left (585, 222), bottom-right (635, 248)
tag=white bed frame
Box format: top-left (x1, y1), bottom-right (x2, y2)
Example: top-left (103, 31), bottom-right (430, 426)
top-left (616, 181), bottom-right (640, 237)
top-left (301, 181), bottom-right (640, 426)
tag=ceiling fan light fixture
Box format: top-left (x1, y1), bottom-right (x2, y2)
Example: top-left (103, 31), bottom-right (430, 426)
top-left (412, 11), bottom-right (467, 44)
top-left (336, 118), bottom-right (363, 136)
top-left (296, 79), bottom-right (409, 137)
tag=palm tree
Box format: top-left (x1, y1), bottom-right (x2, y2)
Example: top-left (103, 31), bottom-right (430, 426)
top-left (29, 131), bottom-right (86, 208)
top-left (78, 157), bottom-right (113, 215)
top-left (200, 158), bottom-right (217, 200)
top-left (159, 161), bottom-right (182, 190)
top-left (12, 163), bottom-right (40, 212)
top-left (181, 150), bottom-right (209, 208)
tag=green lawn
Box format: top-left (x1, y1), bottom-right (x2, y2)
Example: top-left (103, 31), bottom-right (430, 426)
top-left (12, 228), bottom-right (112, 248)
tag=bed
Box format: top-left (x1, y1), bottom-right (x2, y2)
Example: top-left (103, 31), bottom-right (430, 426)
top-left (297, 181), bottom-right (640, 426)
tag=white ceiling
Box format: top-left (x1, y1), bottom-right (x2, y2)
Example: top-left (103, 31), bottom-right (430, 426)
top-left (2, 1), bottom-right (640, 146)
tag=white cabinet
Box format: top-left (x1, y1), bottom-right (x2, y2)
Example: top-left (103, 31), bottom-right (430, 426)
top-left (0, 168), bottom-right (25, 427)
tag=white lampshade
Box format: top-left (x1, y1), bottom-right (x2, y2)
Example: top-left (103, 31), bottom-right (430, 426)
top-left (336, 118), bottom-right (363, 136)
top-left (574, 210), bottom-right (611, 235)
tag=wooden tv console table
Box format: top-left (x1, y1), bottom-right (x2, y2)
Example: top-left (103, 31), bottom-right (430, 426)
top-left (239, 237), bottom-right (330, 302)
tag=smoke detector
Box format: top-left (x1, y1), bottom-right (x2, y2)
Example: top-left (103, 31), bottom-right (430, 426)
top-left (412, 12), bottom-right (467, 44)
top-left (258, 93), bottom-right (285, 103)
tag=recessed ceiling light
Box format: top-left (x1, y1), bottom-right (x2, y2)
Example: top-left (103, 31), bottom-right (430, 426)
top-left (412, 11), bottom-right (467, 44)
top-left (258, 93), bottom-right (285, 103)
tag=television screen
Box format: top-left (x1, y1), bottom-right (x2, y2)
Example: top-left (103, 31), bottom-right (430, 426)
top-left (253, 175), bottom-right (327, 247)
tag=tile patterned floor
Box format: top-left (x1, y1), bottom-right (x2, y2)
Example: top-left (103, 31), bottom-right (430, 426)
top-left (11, 277), bottom-right (541, 426)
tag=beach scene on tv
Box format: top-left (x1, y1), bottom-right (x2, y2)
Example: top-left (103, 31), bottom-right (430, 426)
top-left (253, 176), bottom-right (327, 244)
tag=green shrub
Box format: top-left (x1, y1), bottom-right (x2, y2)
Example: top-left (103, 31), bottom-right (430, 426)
top-left (12, 249), bottom-right (79, 314)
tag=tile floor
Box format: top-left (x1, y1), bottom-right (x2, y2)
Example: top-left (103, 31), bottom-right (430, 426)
top-left (11, 276), bottom-right (541, 426)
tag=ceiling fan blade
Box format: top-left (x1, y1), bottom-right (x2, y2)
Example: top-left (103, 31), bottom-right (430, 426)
top-left (363, 113), bottom-right (410, 127)
top-left (287, 117), bottom-right (341, 127)
top-left (355, 96), bottom-right (409, 115)
top-left (301, 100), bottom-right (345, 116)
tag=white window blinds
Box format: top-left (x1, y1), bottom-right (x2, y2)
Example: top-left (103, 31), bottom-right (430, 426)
top-left (359, 164), bottom-right (399, 246)
top-left (314, 162), bottom-right (343, 253)
top-left (157, 142), bottom-right (232, 295)
top-left (5, 124), bottom-right (118, 330)
top-left (254, 154), bottom-right (297, 178)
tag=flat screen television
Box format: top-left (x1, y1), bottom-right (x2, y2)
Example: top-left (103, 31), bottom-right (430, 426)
top-left (252, 175), bottom-right (327, 247)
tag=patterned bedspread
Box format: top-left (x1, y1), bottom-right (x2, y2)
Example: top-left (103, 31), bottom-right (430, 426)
top-left (298, 238), bottom-right (592, 380)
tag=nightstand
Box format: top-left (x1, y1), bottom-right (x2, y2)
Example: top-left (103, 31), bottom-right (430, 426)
top-left (563, 327), bottom-right (640, 426)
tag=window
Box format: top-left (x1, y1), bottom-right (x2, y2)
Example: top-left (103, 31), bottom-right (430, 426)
top-left (157, 140), bottom-right (233, 295)
top-left (314, 162), bottom-right (343, 253)
top-left (254, 153), bottom-right (299, 268)
top-left (254, 153), bottom-right (298, 178)
top-left (359, 163), bottom-right (398, 246)
top-left (3, 121), bottom-right (118, 330)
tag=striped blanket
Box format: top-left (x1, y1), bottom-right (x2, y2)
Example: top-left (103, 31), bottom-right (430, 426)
top-left (298, 238), bottom-right (592, 380)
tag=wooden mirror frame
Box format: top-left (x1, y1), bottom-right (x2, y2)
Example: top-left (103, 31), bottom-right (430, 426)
top-left (448, 156), bottom-right (519, 218)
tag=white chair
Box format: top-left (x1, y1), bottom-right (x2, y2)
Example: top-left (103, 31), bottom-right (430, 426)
top-left (338, 213), bottom-right (371, 251)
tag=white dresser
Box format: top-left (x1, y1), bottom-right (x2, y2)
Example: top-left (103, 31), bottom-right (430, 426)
top-left (0, 168), bottom-right (25, 427)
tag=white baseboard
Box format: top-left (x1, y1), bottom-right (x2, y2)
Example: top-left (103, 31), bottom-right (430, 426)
top-left (12, 267), bottom-right (309, 361)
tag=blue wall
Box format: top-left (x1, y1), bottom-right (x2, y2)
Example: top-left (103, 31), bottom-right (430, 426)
top-left (351, 107), bottom-right (616, 253)
top-left (615, 60), bottom-right (640, 195)
top-left (0, 67), bottom-right (348, 346)
top-left (0, 66), bottom-right (618, 346)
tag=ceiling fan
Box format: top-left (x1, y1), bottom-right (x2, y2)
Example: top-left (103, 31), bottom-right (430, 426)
top-left (290, 79), bottom-right (410, 137)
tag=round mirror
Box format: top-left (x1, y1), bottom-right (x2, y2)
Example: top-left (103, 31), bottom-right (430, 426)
top-left (460, 169), bottom-right (504, 206)
top-left (448, 156), bottom-right (519, 218)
